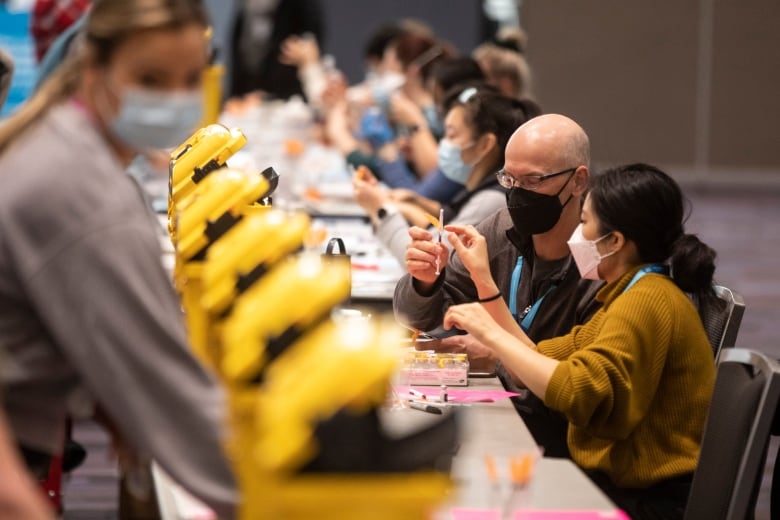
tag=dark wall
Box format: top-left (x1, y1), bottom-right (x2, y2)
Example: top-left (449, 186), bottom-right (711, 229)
top-left (520, 0), bottom-right (780, 178)
top-left (321, 0), bottom-right (483, 84)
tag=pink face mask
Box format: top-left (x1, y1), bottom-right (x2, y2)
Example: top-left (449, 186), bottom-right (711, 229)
top-left (567, 224), bottom-right (615, 280)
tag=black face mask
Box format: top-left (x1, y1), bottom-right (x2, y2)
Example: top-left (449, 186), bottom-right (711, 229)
top-left (506, 172), bottom-right (575, 236)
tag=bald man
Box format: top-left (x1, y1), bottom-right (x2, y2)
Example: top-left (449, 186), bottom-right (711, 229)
top-left (393, 114), bottom-right (603, 458)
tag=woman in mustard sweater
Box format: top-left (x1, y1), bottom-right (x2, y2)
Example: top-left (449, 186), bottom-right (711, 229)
top-left (442, 163), bottom-right (717, 519)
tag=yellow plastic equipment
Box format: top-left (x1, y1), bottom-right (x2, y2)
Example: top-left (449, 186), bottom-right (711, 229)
top-left (216, 256), bottom-right (451, 519)
top-left (168, 124), bottom-right (247, 240)
top-left (200, 26), bottom-right (223, 127)
top-left (164, 125), bottom-right (451, 520)
top-left (254, 316), bottom-right (400, 472)
top-left (182, 209), bottom-right (308, 370)
top-left (175, 168), bottom-right (270, 264)
top-left (220, 252), bottom-right (351, 384)
top-left (170, 125), bottom-right (246, 204)
top-left (242, 317), bottom-right (450, 520)
top-left (200, 63), bottom-right (224, 127)
top-left (173, 168), bottom-right (269, 365)
top-left (200, 209), bottom-right (311, 318)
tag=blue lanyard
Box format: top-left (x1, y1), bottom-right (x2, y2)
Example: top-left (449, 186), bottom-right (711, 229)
top-left (622, 264), bottom-right (669, 293)
top-left (508, 256), bottom-right (523, 320)
top-left (508, 255), bottom-right (557, 332)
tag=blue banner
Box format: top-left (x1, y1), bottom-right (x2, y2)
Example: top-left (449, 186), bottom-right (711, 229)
top-left (0, 3), bottom-right (37, 117)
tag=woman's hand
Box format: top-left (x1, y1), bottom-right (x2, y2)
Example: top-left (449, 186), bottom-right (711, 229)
top-left (321, 75), bottom-right (348, 111)
top-left (389, 91), bottom-right (426, 128)
top-left (279, 35), bottom-right (320, 68)
top-left (445, 224), bottom-right (496, 293)
top-left (352, 168), bottom-right (387, 213)
top-left (389, 188), bottom-right (417, 204)
top-left (443, 303), bottom-right (501, 346)
top-left (405, 226), bottom-right (448, 285)
top-left (438, 333), bottom-right (498, 370)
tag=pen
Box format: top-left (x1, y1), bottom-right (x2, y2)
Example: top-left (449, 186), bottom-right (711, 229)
top-left (409, 388), bottom-right (426, 399)
top-left (435, 208), bottom-right (444, 275)
top-left (408, 401), bottom-right (443, 414)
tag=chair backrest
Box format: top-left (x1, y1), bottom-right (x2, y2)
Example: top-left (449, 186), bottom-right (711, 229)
top-left (685, 348), bottom-right (780, 520)
top-left (698, 284), bottom-right (746, 358)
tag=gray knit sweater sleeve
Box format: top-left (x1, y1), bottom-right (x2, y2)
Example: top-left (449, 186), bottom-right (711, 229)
top-left (0, 103), bottom-right (237, 517)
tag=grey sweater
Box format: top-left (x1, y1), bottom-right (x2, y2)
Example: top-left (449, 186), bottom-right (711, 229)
top-left (0, 102), bottom-right (236, 517)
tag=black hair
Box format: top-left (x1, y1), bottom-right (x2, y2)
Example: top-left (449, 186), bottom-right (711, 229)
top-left (430, 57), bottom-right (485, 94)
top-left (589, 163), bottom-right (717, 295)
top-left (363, 23), bottom-right (404, 61)
top-left (444, 86), bottom-right (541, 173)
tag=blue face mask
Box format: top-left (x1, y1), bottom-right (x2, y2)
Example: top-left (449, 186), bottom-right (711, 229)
top-left (438, 139), bottom-right (473, 185)
top-left (110, 88), bottom-right (203, 151)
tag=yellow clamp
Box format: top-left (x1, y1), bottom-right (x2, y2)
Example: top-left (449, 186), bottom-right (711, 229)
top-left (220, 253), bottom-right (351, 384)
top-left (252, 315), bottom-right (402, 474)
top-left (169, 124), bottom-right (247, 207)
top-left (175, 168), bottom-right (270, 262)
top-left (201, 209), bottom-right (311, 317)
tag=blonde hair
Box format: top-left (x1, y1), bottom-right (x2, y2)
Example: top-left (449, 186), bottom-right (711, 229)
top-left (472, 30), bottom-right (533, 100)
top-left (0, 0), bottom-right (208, 155)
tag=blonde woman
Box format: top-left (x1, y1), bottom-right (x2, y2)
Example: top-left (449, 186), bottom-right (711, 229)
top-left (0, 0), bottom-right (236, 516)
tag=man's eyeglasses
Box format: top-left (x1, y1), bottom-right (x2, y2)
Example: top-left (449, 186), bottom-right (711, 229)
top-left (496, 167), bottom-right (578, 190)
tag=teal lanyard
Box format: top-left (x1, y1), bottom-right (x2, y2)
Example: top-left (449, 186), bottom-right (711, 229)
top-left (508, 255), bottom-right (557, 332)
top-left (622, 264), bottom-right (669, 293)
top-left (508, 256), bottom-right (523, 320)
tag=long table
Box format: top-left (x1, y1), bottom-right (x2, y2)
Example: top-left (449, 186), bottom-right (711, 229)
top-left (429, 379), bottom-right (616, 516)
top-left (153, 377), bottom-right (616, 519)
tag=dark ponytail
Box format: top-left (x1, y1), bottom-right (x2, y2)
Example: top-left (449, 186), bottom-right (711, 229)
top-left (670, 233), bottom-right (717, 295)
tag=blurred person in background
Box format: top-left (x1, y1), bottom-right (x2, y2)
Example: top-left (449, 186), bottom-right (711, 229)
top-left (381, 57), bottom-right (490, 204)
top-left (473, 27), bottom-right (533, 100)
top-left (353, 87), bottom-right (539, 264)
top-left (229, 0), bottom-right (323, 100)
top-left (325, 56), bottom-right (490, 206)
top-left (30, 0), bottom-right (90, 62)
top-left (0, 0), bottom-right (237, 516)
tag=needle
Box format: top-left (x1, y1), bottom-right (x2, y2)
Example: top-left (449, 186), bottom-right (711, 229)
top-left (435, 208), bottom-right (444, 275)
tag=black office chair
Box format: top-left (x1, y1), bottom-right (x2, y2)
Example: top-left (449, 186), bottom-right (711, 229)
top-left (695, 284), bottom-right (746, 358)
top-left (685, 348), bottom-right (780, 520)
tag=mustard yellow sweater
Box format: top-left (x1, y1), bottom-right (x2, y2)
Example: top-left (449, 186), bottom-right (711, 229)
top-left (539, 264), bottom-right (715, 488)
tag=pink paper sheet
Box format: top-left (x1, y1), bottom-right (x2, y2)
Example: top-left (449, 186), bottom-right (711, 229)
top-left (450, 508), bottom-right (629, 520)
top-left (450, 508), bottom-right (500, 520)
top-left (395, 386), bottom-right (520, 403)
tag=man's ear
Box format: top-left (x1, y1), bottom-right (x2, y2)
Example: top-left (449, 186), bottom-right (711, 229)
top-left (571, 165), bottom-right (589, 196)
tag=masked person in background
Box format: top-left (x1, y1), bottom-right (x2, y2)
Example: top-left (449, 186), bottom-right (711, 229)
top-left (442, 163), bottom-right (717, 520)
top-left (353, 87), bottom-right (538, 265)
top-left (393, 114), bottom-right (602, 459)
top-left (0, 0), bottom-right (237, 517)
